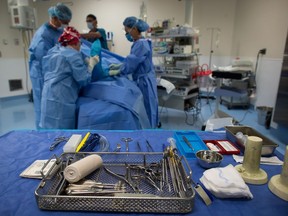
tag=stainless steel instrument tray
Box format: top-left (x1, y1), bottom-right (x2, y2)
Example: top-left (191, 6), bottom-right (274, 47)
top-left (225, 126), bottom-right (279, 156)
top-left (35, 152), bottom-right (195, 213)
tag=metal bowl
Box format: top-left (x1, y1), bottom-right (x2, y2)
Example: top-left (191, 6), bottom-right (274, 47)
top-left (196, 150), bottom-right (223, 169)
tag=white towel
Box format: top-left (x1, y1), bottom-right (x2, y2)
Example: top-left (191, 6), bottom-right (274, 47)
top-left (233, 155), bottom-right (283, 165)
top-left (157, 78), bottom-right (175, 94)
top-left (200, 164), bottom-right (253, 199)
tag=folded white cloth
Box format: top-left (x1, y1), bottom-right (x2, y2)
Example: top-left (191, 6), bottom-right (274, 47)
top-left (157, 78), bottom-right (175, 94)
top-left (200, 164), bottom-right (253, 199)
top-left (233, 155), bottom-right (283, 165)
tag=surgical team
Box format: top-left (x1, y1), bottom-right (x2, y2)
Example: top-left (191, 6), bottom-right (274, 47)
top-left (29, 3), bottom-right (158, 130)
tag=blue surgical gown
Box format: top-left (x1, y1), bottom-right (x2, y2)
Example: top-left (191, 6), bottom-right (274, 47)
top-left (29, 22), bottom-right (63, 128)
top-left (40, 45), bottom-right (91, 129)
top-left (120, 38), bottom-right (159, 128)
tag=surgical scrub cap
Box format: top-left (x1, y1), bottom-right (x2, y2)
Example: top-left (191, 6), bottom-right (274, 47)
top-left (123, 16), bottom-right (149, 32)
top-left (58, 26), bottom-right (80, 46)
top-left (48, 3), bottom-right (72, 21)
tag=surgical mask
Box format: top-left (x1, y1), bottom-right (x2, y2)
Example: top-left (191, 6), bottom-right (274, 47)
top-left (87, 22), bottom-right (94, 30)
top-left (125, 33), bottom-right (133, 42)
top-left (58, 24), bottom-right (68, 31)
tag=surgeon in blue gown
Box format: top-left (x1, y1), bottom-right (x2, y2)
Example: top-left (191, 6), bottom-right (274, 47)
top-left (77, 40), bottom-right (151, 130)
top-left (109, 17), bottom-right (159, 128)
top-left (29, 3), bottom-right (72, 128)
top-left (40, 27), bottom-right (95, 129)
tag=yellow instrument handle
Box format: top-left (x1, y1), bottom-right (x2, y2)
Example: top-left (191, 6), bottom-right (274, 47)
top-left (76, 132), bottom-right (91, 152)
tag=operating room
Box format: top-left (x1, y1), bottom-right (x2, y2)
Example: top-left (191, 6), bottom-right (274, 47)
top-left (0, 0), bottom-right (288, 215)
top-left (0, 0), bottom-right (287, 152)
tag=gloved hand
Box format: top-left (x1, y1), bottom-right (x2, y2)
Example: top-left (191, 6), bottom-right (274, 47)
top-left (109, 63), bottom-right (122, 70)
top-left (84, 57), bottom-right (90, 65)
top-left (109, 69), bottom-right (121, 76)
top-left (88, 55), bottom-right (100, 73)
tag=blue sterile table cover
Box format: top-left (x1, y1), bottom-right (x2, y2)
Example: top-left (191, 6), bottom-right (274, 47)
top-left (0, 129), bottom-right (287, 216)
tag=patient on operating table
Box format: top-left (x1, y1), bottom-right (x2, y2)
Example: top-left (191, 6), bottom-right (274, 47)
top-left (76, 40), bottom-right (151, 130)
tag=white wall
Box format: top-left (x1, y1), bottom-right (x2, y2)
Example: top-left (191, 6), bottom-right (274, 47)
top-left (0, 0), bottom-right (32, 98)
top-left (193, 0), bottom-right (237, 58)
top-left (32, 0), bottom-right (185, 56)
top-left (232, 0), bottom-right (288, 58)
top-left (232, 0), bottom-right (288, 107)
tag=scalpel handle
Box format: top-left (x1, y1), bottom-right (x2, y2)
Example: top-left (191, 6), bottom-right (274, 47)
top-left (182, 136), bottom-right (194, 151)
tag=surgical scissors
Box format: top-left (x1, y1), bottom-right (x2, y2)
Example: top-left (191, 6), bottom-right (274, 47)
top-left (128, 164), bottom-right (160, 191)
top-left (121, 137), bottom-right (133, 152)
top-left (104, 166), bottom-right (139, 192)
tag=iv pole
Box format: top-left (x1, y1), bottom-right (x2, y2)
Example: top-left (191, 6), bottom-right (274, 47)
top-left (207, 27), bottom-right (220, 69)
top-left (139, 1), bottom-right (148, 37)
top-left (206, 27), bottom-right (224, 120)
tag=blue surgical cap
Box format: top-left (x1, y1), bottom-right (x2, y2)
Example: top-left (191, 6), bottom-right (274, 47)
top-left (48, 3), bottom-right (72, 21)
top-left (123, 16), bottom-right (149, 32)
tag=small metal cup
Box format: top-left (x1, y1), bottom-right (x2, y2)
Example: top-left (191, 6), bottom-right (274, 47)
top-left (196, 150), bottom-right (223, 169)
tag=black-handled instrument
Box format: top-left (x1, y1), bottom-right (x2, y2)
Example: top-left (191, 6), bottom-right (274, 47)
top-left (182, 136), bottom-right (194, 151)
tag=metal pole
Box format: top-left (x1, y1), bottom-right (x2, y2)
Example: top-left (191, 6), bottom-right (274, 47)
top-left (208, 28), bottom-right (214, 69)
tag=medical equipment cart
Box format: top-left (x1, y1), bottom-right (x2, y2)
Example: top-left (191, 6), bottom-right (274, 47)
top-left (152, 29), bottom-right (200, 115)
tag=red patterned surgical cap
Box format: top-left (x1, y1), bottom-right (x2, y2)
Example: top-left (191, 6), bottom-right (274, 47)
top-left (58, 26), bottom-right (80, 46)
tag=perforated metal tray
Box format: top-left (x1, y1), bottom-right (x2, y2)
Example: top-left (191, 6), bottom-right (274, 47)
top-left (35, 152), bottom-right (195, 213)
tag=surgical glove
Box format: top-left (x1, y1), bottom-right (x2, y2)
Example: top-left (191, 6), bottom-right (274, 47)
top-left (109, 69), bottom-right (120, 76)
top-left (88, 55), bottom-right (100, 73)
top-left (84, 57), bottom-right (90, 65)
top-left (109, 63), bottom-right (122, 70)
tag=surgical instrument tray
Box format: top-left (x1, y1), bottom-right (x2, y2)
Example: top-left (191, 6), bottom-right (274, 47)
top-left (225, 126), bottom-right (279, 156)
top-left (35, 152), bottom-right (195, 213)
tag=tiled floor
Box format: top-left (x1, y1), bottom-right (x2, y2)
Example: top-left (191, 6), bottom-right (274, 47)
top-left (0, 94), bottom-right (286, 154)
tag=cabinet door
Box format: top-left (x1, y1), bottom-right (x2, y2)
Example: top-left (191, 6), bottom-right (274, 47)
top-left (273, 34), bottom-right (288, 127)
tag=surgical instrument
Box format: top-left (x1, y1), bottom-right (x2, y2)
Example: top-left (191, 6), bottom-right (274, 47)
top-left (164, 146), bottom-right (188, 197)
top-left (125, 163), bottom-right (140, 192)
top-left (137, 141), bottom-right (142, 152)
top-left (182, 136), bottom-right (194, 151)
top-left (146, 140), bottom-right (154, 152)
top-left (121, 137), bottom-right (133, 152)
top-left (65, 180), bottom-right (126, 195)
top-left (49, 136), bottom-right (69, 151)
top-left (79, 133), bottom-right (101, 152)
top-left (128, 164), bottom-right (161, 191)
top-left (113, 143), bottom-right (121, 152)
top-left (170, 143), bottom-right (212, 205)
top-left (103, 166), bottom-right (139, 192)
